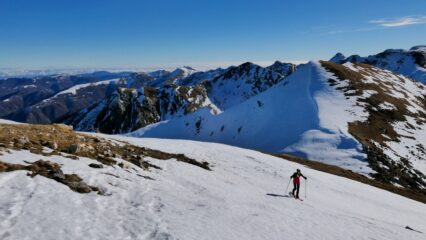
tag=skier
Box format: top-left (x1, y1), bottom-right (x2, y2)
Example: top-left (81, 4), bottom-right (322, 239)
top-left (290, 169), bottom-right (307, 199)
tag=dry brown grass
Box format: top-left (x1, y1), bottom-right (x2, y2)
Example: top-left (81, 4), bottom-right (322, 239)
top-left (320, 61), bottom-right (422, 145)
top-left (319, 61), bottom-right (426, 192)
top-left (0, 123), bottom-right (210, 171)
top-left (321, 61), bottom-right (426, 142)
top-left (0, 123), bottom-right (211, 194)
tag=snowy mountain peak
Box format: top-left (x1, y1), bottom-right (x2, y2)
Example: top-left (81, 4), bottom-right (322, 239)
top-left (170, 66), bottom-right (198, 79)
top-left (266, 61), bottom-right (297, 77)
top-left (329, 52), bottom-right (346, 63)
top-left (410, 45), bottom-right (426, 52)
top-left (219, 62), bottom-right (260, 78)
top-left (205, 61), bottom-right (291, 109)
top-left (147, 69), bottom-right (171, 78)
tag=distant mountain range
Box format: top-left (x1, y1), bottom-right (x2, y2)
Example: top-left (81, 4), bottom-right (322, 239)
top-left (0, 72), bottom-right (130, 123)
top-left (64, 61), bottom-right (295, 133)
top-left (1, 45), bottom-right (425, 193)
top-left (330, 45), bottom-right (426, 84)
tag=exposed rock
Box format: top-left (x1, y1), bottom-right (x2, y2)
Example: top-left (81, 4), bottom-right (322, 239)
top-left (0, 159), bottom-right (100, 194)
top-left (68, 181), bottom-right (93, 193)
top-left (89, 163), bottom-right (104, 169)
top-left (64, 85), bottom-right (216, 134)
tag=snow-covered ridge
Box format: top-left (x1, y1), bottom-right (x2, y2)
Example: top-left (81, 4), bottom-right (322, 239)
top-left (410, 45), bottom-right (426, 52)
top-left (129, 61), bottom-right (426, 191)
top-left (52, 78), bottom-right (120, 97)
top-left (0, 119), bottom-right (22, 125)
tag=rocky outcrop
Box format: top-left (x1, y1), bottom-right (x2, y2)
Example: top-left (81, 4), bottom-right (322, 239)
top-left (65, 84), bottom-right (219, 134)
top-left (0, 160), bottom-right (100, 194)
top-left (0, 122), bottom-right (211, 171)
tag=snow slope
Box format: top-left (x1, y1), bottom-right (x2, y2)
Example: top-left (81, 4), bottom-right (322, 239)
top-left (130, 62), bottom-right (371, 174)
top-left (51, 78), bottom-right (120, 98)
top-left (0, 119), bottom-right (22, 124)
top-left (0, 136), bottom-right (425, 240)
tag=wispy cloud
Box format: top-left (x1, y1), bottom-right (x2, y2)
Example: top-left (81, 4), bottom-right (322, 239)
top-left (370, 15), bottom-right (426, 27)
top-left (320, 15), bottom-right (426, 35)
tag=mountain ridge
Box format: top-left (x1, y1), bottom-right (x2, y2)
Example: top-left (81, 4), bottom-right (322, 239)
top-left (130, 61), bottom-right (426, 192)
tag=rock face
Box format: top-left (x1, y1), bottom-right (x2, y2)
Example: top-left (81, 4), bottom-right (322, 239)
top-left (65, 85), bottom-right (220, 134)
top-left (330, 46), bottom-right (426, 84)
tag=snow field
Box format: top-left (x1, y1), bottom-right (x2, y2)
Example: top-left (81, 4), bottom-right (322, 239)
top-left (2, 136), bottom-right (424, 240)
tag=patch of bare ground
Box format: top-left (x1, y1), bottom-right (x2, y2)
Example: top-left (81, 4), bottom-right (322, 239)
top-left (320, 61), bottom-right (426, 193)
top-left (0, 123), bottom-right (210, 171)
top-left (0, 160), bottom-right (100, 194)
top-left (0, 123), bottom-right (210, 193)
top-left (274, 153), bottom-right (426, 204)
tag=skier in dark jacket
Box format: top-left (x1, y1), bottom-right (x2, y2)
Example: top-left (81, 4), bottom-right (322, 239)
top-left (290, 169), bottom-right (307, 199)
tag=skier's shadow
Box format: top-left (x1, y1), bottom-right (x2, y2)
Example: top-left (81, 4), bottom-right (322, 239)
top-left (266, 193), bottom-right (291, 198)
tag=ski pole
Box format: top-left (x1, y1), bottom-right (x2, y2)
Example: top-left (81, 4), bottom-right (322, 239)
top-left (284, 178), bottom-right (291, 195)
top-left (305, 179), bottom-right (307, 199)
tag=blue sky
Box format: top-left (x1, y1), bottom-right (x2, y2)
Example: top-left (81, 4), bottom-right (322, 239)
top-left (1, 0), bottom-right (426, 69)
